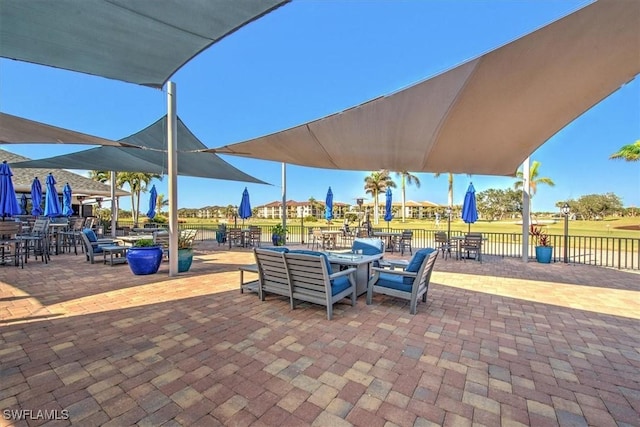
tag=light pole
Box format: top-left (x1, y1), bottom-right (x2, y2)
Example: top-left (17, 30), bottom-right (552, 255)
top-left (561, 203), bottom-right (570, 263)
top-left (234, 205), bottom-right (238, 228)
top-left (445, 206), bottom-right (452, 240)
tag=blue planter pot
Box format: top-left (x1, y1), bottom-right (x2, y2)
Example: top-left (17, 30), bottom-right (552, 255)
top-left (127, 246), bottom-right (163, 275)
top-left (178, 248), bottom-right (194, 272)
top-left (272, 234), bottom-right (284, 246)
top-left (535, 246), bottom-right (553, 263)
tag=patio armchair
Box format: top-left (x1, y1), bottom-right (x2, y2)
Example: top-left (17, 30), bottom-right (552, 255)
top-left (285, 250), bottom-right (357, 320)
top-left (253, 247), bottom-right (291, 301)
top-left (80, 228), bottom-right (118, 264)
top-left (367, 248), bottom-right (438, 314)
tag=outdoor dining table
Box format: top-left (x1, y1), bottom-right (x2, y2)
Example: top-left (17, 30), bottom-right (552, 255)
top-left (450, 235), bottom-right (487, 260)
top-left (325, 251), bottom-right (383, 296)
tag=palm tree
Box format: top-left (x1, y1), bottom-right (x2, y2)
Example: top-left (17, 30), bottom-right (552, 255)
top-left (155, 193), bottom-right (169, 216)
top-left (395, 171), bottom-right (421, 222)
top-left (308, 196), bottom-right (322, 219)
top-left (434, 172), bottom-right (455, 208)
top-left (514, 160), bottom-right (555, 217)
top-left (89, 171), bottom-right (161, 226)
top-left (364, 170), bottom-right (396, 224)
top-left (610, 140), bottom-right (640, 162)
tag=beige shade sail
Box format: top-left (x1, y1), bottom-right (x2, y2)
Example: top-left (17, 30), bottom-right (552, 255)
top-left (209, 0), bottom-right (640, 176)
top-left (0, 112), bottom-right (138, 147)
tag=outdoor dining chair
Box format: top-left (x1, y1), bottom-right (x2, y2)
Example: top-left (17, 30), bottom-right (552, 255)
top-left (19, 218), bottom-right (51, 264)
top-left (459, 234), bottom-right (483, 262)
top-left (434, 231), bottom-right (451, 260)
top-left (398, 230), bottom-right (413, 255)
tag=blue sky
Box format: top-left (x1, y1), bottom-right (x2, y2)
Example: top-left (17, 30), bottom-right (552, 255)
top-left (1, 0), bottom-right (638, 213)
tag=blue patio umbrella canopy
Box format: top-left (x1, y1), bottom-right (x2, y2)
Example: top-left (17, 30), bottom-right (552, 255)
top-left (62, 183), bottom-right (74, 217)
top-left (0, 161), bottom-right (21, 217)
top-left (30, 177), bottom-right (43, 216)
top-left (238, 188), bottom-right (252, 225)
top-left (462, 183), bottom-right (478, 231)
top-left (384, 187), bottom-right (393, 223)
top-left (44, 173), bottom-right (61, 217)
top-left (146, 185), bottom-right (157, 219)
top-left (20, 193), bottom-right (27, 215)
top-left (325, 187), bottom-right (334, 222)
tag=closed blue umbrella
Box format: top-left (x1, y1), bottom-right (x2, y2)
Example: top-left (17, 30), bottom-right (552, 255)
top-left (146, 185), bottom-right (157, 219)
top-left (238, 187), bottom-right (252, 227)
top-left (62, 183), bottom-right (74, 216)
top-left (20, 194), bottom-right (27, 215)
top-left (325, 187), bottom-right (333, 222)
top-left (462, 182), bottom-right (478, 232)
top-left (0, 161), bottom-right (21, 218)
top-left (30, 177), bottom-right (43, 216)
top-left (44, 173), bottom-right (62, 217)
top-left (384, 187), bottom-right (393, 226)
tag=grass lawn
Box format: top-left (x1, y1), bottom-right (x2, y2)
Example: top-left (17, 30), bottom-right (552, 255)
top-left (177, 216), bottom-right (640, 239)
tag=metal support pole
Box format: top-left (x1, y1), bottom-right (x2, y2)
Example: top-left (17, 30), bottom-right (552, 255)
top-left (563, 214), bottom-right (569, 263)
top-left (167, 81), bottom-right (178, 277)
top-left (521, 157), bottom-right (530, 262)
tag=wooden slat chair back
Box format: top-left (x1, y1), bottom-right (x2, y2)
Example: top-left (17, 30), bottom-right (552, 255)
top-left (153, 230), bottom-right (170, 258)
top-left (434, 232), bottom-right (451, 259)
top-left (253, 248), bottom-right (291, 301)
top-left (460, 234), bottom-right (483, 262)
top-left (248, 226), bottom-right (261, 247)
top-left (284, 250), bottom-right (356, 320)
top-left (367, 248), bottom-right (439, 314)
top-left (227, 228), bottom-right (243, 249)
top-left (398, 230), bottom-right (413, 255)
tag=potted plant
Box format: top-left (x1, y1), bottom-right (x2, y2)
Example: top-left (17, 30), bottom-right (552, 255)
top-left (126, 238), bottom-right (163, 275)
top-left (177, 229), bottom-right (196, 272)
top-left (530, 225), bottom-right (553, 263)
top-left (271, 223), bottom-right (286, 246)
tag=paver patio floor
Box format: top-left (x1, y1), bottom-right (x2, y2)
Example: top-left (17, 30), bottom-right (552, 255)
top-left (1, 241), bottom-right (638, 426)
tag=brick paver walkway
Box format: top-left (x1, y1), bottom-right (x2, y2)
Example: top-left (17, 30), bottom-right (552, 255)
top-left (1, 241), bottom-right (638, 426)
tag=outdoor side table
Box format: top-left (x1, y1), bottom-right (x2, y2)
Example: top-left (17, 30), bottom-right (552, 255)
top-left (102, 245), bottom-right (127, 266)
top-left (239, 264), bottom-right (259, 294)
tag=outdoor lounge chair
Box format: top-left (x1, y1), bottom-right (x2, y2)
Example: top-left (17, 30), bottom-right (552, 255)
top-left (253, 247), bottom-right (291, 301)
top-left (80, 229), bottom-right (118, 264)
top-left (285, 250), bottom-right (357, 320)
top-left (367, 248), bottom-right (438, 314)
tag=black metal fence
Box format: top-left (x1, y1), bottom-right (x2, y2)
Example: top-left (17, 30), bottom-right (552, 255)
top-left (113, 221), bottom-right (640, 270)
